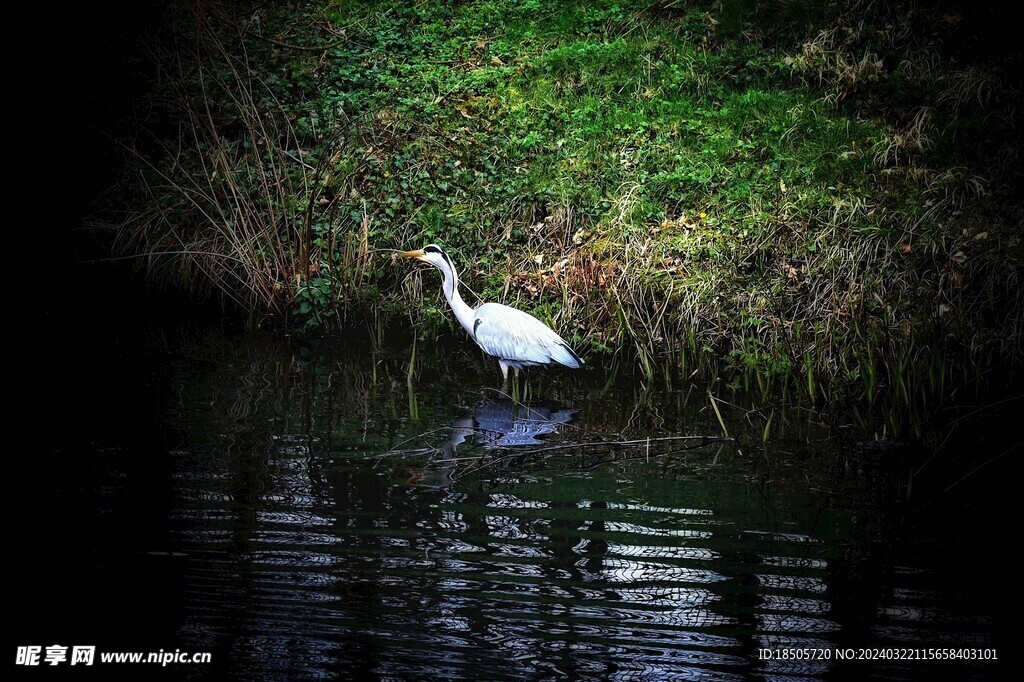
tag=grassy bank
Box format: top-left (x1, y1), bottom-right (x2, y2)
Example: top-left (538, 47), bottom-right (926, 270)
top-left (102, 0), bottom-right (1021, 423)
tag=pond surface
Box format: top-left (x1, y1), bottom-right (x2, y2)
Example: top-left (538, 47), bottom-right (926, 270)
top-left (21, 319), bottom-right (1009, 680)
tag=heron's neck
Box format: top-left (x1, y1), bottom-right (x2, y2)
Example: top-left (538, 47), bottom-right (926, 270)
top-left (439, 260), bottom-right (476, 336)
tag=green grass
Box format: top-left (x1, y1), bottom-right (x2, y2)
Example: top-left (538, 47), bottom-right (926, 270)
top-left (103, 0), bottom-right (1022, 431)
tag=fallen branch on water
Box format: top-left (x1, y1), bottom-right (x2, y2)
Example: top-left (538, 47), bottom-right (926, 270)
top-left (442, 434), bottom-right (736, 479)
top-left (479, 434), bottom-right (733, 458)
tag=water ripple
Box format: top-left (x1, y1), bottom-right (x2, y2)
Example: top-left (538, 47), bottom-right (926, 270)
top-left (123, 336), bottom-right (1003, 680)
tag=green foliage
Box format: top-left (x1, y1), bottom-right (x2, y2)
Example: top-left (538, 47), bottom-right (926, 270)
top-left (107, 0), bottom-right (1022, 423)
top-left (294, 276), bottom-right (337, 331)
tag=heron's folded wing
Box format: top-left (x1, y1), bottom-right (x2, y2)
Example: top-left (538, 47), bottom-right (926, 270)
top-left (473, 303), bottom-right (581, 367)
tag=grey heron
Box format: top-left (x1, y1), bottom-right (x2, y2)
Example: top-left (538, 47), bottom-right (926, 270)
top-left (403, 244), bottom-right (583, 382)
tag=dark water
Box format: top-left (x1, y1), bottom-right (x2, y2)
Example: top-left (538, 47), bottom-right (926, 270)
top-left (19, 320), bottom-right (1010, 680)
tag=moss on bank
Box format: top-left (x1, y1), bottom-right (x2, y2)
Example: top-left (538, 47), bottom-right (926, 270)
top-left (105, 0), bottom-right (1021, 418)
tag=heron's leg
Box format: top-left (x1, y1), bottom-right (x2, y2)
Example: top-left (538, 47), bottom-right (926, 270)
top-left (510, 367), bottom-right (522, 402)
top-left (515, 367), bottom-right (528, 402)
top-left (499, 360), bottom-right (510, 394)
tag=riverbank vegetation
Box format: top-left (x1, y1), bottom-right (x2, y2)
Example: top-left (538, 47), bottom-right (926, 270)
top-left (99, 0), bottom-right (1021, 427)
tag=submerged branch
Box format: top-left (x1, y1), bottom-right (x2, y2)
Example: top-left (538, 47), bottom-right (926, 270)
top-left (481, 434), bottom-right (733, 458)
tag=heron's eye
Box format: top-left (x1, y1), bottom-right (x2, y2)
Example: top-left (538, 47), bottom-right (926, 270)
top-left (424, 245), bottom-right (442, 254)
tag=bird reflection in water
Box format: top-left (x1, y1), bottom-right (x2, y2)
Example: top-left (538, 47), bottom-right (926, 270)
top-left (406, 399), bottom-right (576, 488)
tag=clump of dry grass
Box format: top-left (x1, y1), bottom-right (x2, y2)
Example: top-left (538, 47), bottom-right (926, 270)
top-left (108, 3), bottom-right (371, 317)
top-left (783, 24), bottom-right (885, 102)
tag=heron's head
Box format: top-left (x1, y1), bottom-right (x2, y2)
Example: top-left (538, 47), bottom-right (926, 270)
top-left (402, 244), bottom-right (452, 271)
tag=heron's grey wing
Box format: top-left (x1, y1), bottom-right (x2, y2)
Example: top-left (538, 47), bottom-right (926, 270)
top-left (472, 303), bottom-right (582, 367)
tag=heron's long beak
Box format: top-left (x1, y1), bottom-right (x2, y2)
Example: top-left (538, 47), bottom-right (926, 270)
top-left (402, 249), bottom-right (426, 259)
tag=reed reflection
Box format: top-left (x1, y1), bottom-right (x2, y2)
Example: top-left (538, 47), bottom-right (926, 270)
top-left (155, 331), bottom-right (999, 681)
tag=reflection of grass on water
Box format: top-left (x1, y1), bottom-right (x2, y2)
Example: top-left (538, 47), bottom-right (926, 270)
top-left (161, 326), bottom-right (1016, 509)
